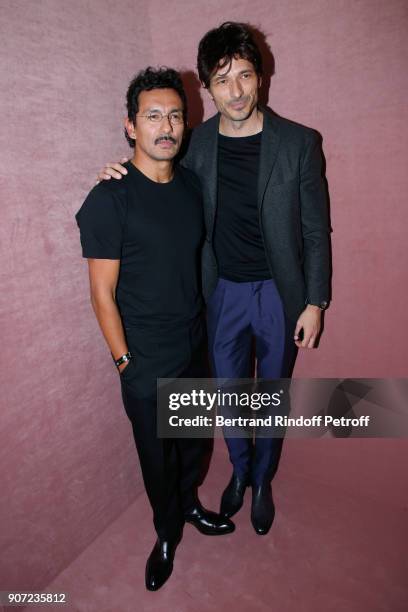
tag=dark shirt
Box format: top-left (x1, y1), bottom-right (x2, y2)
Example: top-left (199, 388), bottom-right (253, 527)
top-left (213, 132), bottom-right (271, 282)
top-left (76, 161), bottom-right (204, 334)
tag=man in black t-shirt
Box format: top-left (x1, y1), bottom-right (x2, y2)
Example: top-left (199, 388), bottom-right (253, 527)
top-left (76, 68), bottom-right (234, 592)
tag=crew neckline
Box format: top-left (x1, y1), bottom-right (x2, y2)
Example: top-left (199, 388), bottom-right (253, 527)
top-left (218, 131), bottom-right (262, 140)
top-left (126, 160), bottom-right (177, 185)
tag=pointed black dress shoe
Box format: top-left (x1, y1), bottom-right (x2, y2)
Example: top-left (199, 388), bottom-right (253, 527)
top-left (145, 537), bottom-right (179, 591)
top-left (251, 483), bottom-right (275, 535)
top-left (184, 503), bottom-right (235, 535)
top-left (220, 473), bottom-right (249, 518)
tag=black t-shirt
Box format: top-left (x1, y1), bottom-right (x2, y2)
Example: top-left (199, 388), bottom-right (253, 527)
top-left (213, 132), bottom-right (271, 282)
top-left (76, 162), bottom-right (204, 335)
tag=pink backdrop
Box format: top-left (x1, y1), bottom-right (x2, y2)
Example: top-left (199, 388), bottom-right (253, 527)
top-left (1, 0), bottom-right (407, 594)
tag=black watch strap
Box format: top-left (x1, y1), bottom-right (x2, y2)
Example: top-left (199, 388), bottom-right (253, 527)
top-left (113, 352), bottom-right (132, 367)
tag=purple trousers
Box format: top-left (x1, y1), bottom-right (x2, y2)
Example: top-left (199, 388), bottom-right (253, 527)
top-left (206, 278), bottom-right (297, 485)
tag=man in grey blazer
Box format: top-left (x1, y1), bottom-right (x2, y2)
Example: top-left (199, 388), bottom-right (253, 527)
top-left (98, 22), bottom-right (331, 536)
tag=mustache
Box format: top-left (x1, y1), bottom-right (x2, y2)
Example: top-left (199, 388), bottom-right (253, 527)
top-left (154, 135), bottom-right (177, 145)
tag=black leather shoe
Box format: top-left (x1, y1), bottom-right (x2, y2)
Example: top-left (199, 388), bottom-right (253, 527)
top-left (251, 483), bottom-right (275, 535)
top-left (184, 503), bottom-right (235, 535)
top-left (145, 538), bottom-right (179, 591)
top-left (220, 473), bottom-right (249, 518)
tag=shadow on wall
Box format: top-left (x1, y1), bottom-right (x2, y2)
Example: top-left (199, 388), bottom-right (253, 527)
top-left (177, 70), bottom-right (204, 159)
top-left (251, 23), bottom-right (276, 108)
top-left (182, 69), bottom-right (204, 129)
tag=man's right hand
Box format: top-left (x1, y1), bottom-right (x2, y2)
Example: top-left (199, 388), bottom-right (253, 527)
top-left (97, 157), bottom-right (129, 182)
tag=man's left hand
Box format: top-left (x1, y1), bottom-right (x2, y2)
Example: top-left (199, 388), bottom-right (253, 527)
top-left (294, 305), bottom-right (322, 348)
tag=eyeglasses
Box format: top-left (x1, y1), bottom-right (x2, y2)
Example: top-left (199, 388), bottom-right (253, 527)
top-left (136, 111), bottom-right (184, 125)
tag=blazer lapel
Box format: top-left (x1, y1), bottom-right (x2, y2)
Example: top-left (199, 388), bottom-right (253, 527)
top-left (258, 110), bottom-right (281, 211)
top-left (201, 113), bottom-right (220, 237)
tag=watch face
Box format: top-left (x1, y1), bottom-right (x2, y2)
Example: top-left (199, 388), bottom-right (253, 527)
top-left (320, 301), bottom-right (328, 309)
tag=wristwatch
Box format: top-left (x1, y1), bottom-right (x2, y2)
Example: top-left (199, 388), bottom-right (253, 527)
top-left (307, 300), bottom-right (328, 310)
top-left (113, 352), bottom-right (132, 368)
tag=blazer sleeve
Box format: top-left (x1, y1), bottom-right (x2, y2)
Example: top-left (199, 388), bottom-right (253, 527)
top-left (299, 131), bottom-right (331, 305)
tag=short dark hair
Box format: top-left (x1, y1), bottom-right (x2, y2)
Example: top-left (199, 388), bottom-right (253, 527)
top-left (125, 66), bottom-right (187, 147)
top-left (197, 22), bottom-right (263, 88)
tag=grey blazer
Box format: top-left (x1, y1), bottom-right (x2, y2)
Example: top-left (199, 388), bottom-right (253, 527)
top-left (181, 109), bottom-right (331, 323)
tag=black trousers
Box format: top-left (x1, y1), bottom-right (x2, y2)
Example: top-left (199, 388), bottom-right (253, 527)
top-left (120, 327), bottom-right (210, 541)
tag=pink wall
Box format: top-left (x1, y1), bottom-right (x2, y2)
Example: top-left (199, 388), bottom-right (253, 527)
top-left (1, 0), bottom-right (407, 595)
top-left (0, 0), bottom-right (153, 591)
